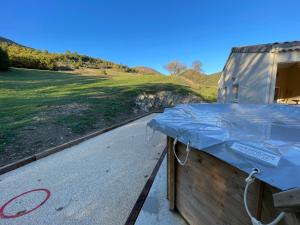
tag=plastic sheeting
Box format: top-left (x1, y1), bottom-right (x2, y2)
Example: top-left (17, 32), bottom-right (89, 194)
top-left (148, 104), bottom-right (300, 190)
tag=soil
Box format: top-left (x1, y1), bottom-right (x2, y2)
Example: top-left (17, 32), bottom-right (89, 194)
top-left (0, 104), bottom-right (142, 167)
top-left (1, 124), bottom-right (81, 166)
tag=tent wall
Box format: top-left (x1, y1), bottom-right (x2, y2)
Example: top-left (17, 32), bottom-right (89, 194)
top-left (218, 49), bottom-right (300, 104)
top-left (218, 52), bottom-right (272, 103)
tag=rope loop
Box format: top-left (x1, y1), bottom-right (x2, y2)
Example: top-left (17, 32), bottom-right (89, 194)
top-left (244, 168), bottom-right (285, 225)
top-left (245, 168), bottom-right (260, 183)
top-left (173, 137), bottom-right (191, 166)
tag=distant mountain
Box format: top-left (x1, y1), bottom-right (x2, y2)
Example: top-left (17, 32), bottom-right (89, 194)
top-left (133, 66), bottom-right (163, 75)
top-left (178, 69), bottom-right (221, 87)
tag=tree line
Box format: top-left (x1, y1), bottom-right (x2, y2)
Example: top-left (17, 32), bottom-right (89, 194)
top-left (164, 60), bottom-right (202, 75)
top-left (0, 42), bottom-right (136, 72)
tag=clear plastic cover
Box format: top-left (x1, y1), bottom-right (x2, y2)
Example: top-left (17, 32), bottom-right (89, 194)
top-left (148, 103), bottom-right (300, 190)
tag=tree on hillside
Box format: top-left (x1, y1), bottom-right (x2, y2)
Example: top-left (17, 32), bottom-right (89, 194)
top-left (192, 60), bottom-right (202, 73)
top-left (0, 40), bottom-right (135, 72)
top-left (164, 60), bottom-right (186, 75)
top-left (0, 47), bottom-right (10, 71)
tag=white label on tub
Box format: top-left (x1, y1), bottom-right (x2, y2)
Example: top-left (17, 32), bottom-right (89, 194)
top-left (231, 143), bottom-right (281, 167)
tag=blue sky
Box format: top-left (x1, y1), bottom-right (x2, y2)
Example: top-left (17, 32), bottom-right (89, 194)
top-left (1, 0), bottom-right (300, 74)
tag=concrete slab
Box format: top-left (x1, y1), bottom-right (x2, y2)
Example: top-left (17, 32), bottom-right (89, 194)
top-left (135, 157), bottom-right (187, 225)
top-left (0, 114), bottom-right (165, 225)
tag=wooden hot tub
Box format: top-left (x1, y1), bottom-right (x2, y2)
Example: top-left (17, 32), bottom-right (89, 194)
top-left (166, 137), bottom-right (300, 225)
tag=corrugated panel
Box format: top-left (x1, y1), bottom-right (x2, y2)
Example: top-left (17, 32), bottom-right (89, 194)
top-left (232, 41), bottom-right (300, 53)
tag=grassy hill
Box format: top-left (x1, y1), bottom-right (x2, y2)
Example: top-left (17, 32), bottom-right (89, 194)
top-left (133, 66), bottom-right (163, 75)
top-left (175, 69), bottom-right (220, 100)
top-left (179, 69), bottom-right (220, 86)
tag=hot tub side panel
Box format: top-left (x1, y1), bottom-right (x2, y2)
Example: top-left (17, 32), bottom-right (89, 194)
top-left (167, 138), bottom-right (290, 225)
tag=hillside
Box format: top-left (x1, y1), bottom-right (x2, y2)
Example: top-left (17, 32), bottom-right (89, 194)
top-left (0, 36), bottom-right (135, 72)
top-left (133, 66), bottom-right (163, 75)
top-left (169, 69), bottom-right (220, 100)
top-left (178, 69), bottom-right (221, 86)
top-left (0, 36), bottom-right (22, 46)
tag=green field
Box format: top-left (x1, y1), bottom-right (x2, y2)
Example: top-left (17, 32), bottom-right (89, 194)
top-left (0, 68), bottom-right (218, 165)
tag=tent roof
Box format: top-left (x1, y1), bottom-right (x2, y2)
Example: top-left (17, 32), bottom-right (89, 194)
top-left (232, 41), bottom-right (300, 53)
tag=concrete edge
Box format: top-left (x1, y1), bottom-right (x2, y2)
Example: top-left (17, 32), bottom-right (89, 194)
top-left (0, 111), bottom-right (162, 175)
top-left (124, 147), bottom-right (167, 225)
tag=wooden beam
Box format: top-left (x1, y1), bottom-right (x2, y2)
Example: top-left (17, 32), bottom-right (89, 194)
top-left (273, 188), bottom-right (300, 212)
top-left (256, 182), bottom-right (264, 220)
top-left (167, 137), bottom-right (176, 210)
top-left (125, 147), bottom-right (167, 225)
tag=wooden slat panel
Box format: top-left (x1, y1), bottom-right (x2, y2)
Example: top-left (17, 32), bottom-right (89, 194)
top-left (256, 182), bottom-right (265, 220)
top-left (167, 137), bottom-right (176, 210)
top-left (175, 142), bottom-right (261, 225)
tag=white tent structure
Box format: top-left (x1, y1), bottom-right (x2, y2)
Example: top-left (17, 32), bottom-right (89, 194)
top-left (218, 41), bottom-right (300, 104)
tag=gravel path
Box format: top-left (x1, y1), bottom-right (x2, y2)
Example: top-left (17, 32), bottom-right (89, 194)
top-left (0, 114), bottom-right (165, 225)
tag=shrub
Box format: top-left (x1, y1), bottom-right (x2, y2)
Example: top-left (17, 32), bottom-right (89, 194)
top-left (0, 47), bottom-right (10, 71)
